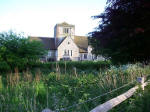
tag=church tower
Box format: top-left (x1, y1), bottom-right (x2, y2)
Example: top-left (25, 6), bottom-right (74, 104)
top-left (54, 22), bottom-right (75, 46)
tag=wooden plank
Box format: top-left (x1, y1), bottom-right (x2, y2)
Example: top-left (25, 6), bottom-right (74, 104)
top-left (90, 82), bottom-right (148, 112)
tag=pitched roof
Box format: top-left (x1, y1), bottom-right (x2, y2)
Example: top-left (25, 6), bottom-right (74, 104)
top-left (74, 36), bottom-right (88, 53)
top-left (29, 35), bottom-right (89, 53)
top-left (56, 37), bottom-right (66, 47)
top-left (29, 36), bottom-right (56, 50)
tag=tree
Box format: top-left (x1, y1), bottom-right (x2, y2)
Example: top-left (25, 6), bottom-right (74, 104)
top-left (89, 0), bottom-right (150, 64)
top-left (0, 31), bottom-right (46, 72)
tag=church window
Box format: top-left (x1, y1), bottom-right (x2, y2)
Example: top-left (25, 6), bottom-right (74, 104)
top-left (68, 50), bottom-right (69, 55)
top-left (64, 50), bottom-right (67, 55)
top-left (63, 28), bottom-right (69, 33)
top-left (84, 54), bottom-right (87, 59)
top-left (71, 50), bottom-right (72, 56)
top-left (48, 51), bottom-right (51, 57)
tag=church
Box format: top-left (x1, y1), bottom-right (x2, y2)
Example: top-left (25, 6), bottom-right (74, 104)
top-left (30, 22), bottom-right (103, 61)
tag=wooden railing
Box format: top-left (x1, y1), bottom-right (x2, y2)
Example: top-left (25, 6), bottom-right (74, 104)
top-left (90, 77), bottom-right (149, 112)
top-left (41, 77), bottom-right (149, 112)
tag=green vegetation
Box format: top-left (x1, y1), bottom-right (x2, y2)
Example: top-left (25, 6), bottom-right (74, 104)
top-left (0, 63), bottom-right (150, 112)
top-left (111, 84), bottom-right (150, 112)
top-left (0, 31), bottom-right (46, 72)
top-left (30, 60), bottom-right (111, 74)
top-left (89, 0), bottom-right (150, 63)
top-left (0, 26), bottom-right (150, 111)
top-left (128, 84), bottom-right (150, 112)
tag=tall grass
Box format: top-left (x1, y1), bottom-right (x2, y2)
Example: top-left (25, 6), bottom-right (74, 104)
top-left (110, 83), bottom-right (150, 112)
top-left (0, 64), bottom-right (150, 112)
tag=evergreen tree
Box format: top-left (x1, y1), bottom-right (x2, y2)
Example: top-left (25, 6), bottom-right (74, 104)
top-left (89, 0), bottom-right (150, 63)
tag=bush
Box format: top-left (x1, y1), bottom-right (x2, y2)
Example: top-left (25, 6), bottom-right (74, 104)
top-left (29, 60), bottom-right (111, 73)
top-left (0, 31), bottom-right (46, 72)
top-left (0, 61), bottom-right (11, 72)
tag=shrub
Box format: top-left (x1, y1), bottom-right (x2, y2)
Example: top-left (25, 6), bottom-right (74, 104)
top-left (31, 60), bottom-right (111, 71)
top-left (0, 31), bottom-right (46, 72)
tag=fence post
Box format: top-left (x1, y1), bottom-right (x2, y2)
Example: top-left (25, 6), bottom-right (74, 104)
top-left (90, 77), bottom-right (149, 112)
top-left (73, 67), bottom-right (77, 77)
top-left (42, 108), bottom-right (53, 112)
top-left (137, 77), bottom-right (145, 90)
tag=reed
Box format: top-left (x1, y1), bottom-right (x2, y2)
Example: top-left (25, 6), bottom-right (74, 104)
top-left (0, 63), bottom-right (150, 112)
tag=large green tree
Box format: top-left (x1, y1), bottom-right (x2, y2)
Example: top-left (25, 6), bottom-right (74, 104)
top-left (89, 0), bottom-right (150, 63)
top-left (0, 31), bottom-right (46, 71)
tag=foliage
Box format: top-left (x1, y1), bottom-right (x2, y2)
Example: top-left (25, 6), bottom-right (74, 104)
top-left (89, 0), bottom-right (150, 64)
top-left (0, 64), bottom-right (150, 112)
top-left (0, 31), bottom-right (46, 72)
top-left (30, 60), bottom-right (111, 73)
top-left (111, 84), bottom-right (150, 112)
top-left (131, 84), bottom-right (150, 112)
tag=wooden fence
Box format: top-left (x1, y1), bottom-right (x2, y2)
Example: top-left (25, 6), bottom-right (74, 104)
top-left (42, 77), bottom-right (149, 112)
top-left (90, 77), bottom-right (149, 112)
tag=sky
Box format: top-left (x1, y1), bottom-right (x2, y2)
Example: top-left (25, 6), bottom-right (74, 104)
top-left (0, 0), bottom-right (106, 37)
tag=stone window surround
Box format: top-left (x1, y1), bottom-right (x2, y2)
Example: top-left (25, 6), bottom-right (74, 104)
top-left (63, 28), bottom-right (69, 33)
top-left (64, 49), bottom-right (73, 56)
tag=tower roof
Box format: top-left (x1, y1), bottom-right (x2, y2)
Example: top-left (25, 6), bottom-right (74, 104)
top-left (56, 22), bottom-right (75, 27)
